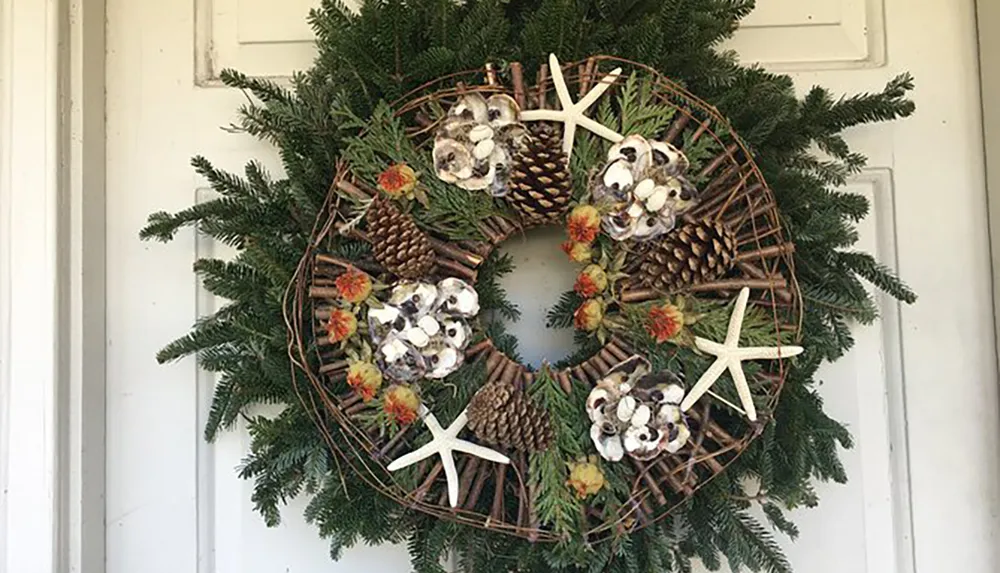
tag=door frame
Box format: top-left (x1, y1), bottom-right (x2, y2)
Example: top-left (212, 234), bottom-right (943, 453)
top-left (0, 0), bottom-right (106, 572)
top-left (1, 1), bottom-right (998, 572)
top-left (979, 0), bottom-right (1000, 351)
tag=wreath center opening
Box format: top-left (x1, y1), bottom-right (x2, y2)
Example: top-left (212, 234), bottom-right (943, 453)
top-left (494, 226), bottom-right (578, 367)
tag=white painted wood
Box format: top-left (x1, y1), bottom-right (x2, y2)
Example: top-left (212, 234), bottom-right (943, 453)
top-left (103, 2), bottom-right (1000, 573)
top-left (0, 0), bottom-right (63, 572)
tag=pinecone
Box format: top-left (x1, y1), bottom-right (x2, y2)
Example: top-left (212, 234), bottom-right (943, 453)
top-left (637, 219), bottom-right (738, 292)
top-left (505, 124), bottom-right (573, 222)
top-left (466, 381), bottom-right (554, 453)
top-left (366, 196), bottom-right (435, 279)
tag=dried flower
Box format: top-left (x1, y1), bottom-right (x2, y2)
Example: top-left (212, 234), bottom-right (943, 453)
top-left (574, 264), bottom-right (608, 298)
top-left (566, 457), bottom-right (605, 499)
top-left (567, 205), bottom-right (601, 244)
top-left (346, 361), bottom-right (383, 402)
top-left (646, 302), bottom-right (685, 343)
top-left (561, 240), bottom-right (593, 263)
top-left (378, 163), bottom-right (418, 198)
top-left (335, 267), bottom-right (373, 304)
top-left (574, 299), bottom-right (604, 332)
top-left (326, 308), bottom-right (358, 343)
top-left (383, 384), bottom-right (421, 425)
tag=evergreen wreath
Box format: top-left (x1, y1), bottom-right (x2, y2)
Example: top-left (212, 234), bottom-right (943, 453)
top-left (140, 1), bottom-right (917, 571)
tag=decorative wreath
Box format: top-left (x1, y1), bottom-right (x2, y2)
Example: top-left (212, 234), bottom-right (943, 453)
top-left (289, 53), bottom-right (806, 542)
top-left (141, 3), bottom-right (917, 571)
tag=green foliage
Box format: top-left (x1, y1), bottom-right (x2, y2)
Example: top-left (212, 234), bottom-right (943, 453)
top-left (140, 0), bottom-right (918, 570)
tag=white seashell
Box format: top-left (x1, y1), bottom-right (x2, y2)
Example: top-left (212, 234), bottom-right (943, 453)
top-left (661, 384), bottom-right (685, 405)
top-left (646, 186), bottom-right (669, 212)
top-left (433, 139), bottom-right (474, 183)
top-left (436, 278), bottom-right (480, 316)
top-left (617, 396), bottom-right (637, 423)
top-left (405, 327), bottom-right (431, 348)
top-left (650, 140), bottom-right (690, 176)
top-left (456, 165), bottom-right (494, 190)
top-left (440, 318), bottom-right (471, 350)
top-left (602, 212), bottom-right (637, 242)
top-left (449, 93), bottom-right (489, 123)
top-left (602, 160), bottom-right (634, 191)
top-left (381, 337), bottom-right (410, 362)
top-left (656, 403), bottom-right (682, 426)
top-left (424, 345), bottom-right (462, 378)
top-left (633, 212), bottom-right (673, 241)
top-left (608, 134), bottom-right (652, 175)
top-left (633, 178), bottom-right (656, 199)
top-left (668, 424), bottom-right (692, 453)
top-left (586, 388), bottom-right (611, 422)
top-left (469, 124), bottom-right (495, 142)
top-left (626, 202), bottom-right (644, 218)
top-left (368, 304), bottom-right (400, 325)
top-left (417, 315), bottom-right (440, 336)
top-left (389, 282), bottom-right (439, 316)
top-left (631, 404), bottom-right (652, 427)
top-left (486, 94), bottom-right (521, 127)
top-left (473, 138), bottom-right (495, 160)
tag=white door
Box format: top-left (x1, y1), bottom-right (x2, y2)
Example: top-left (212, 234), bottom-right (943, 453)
top-left (105, 0), bottom-right (999, 572)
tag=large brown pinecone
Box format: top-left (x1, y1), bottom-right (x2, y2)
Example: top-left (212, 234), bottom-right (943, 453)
top-left (505, 124), bottom-right (573, 222)
top-left (466, 381), bottom-right (554, 453)
top-left (366, 196), bottom-right (435, 279)
top-left (637, 219), bottom-right (738, 292)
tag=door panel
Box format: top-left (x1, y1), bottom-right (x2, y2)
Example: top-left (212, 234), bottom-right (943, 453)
top-left (106, 0), bottom-right (998, 572)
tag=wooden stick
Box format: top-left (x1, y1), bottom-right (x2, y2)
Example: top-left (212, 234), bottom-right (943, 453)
top-left (535, 64), bottom-right (549, 109)
top-left (510, 62), bottom-right (527, 109)
top-left (685, 278), bottom-right (787, 293)
top-left (463, 460), bottom-right (492, 511)
top-left (696, 143), bottom-right (740, 181)
top-left (434, 257), bottom-right (477, 282)
top-left (663, 114), bottom-right (690, 144)
top-left (415, 462), bottom-right (444, 502)
top-left (631, 459), bottom-right (668, 506)
top-left (734, 243), bottom-right (795, 263)
top-left (429, 237), bottom-right (485, 267)
top-left (490, 463), bottom-right (506, 523)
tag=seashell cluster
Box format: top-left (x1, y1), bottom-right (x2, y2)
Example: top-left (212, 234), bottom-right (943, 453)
top-left (433, 93), bottom-right (529, 196)
top-left (586, 356), bottom-right (691, 462)
top-left (590, 134), bottom-right (698, 242)
top-left (368, 278), bottom-right (479, 382)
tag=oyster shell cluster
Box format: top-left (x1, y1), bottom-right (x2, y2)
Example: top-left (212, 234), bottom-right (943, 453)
top-left (591, 134), bottom-right (698, 242)
top-left (586, 356), bottom-right (691, 462)
top-left (369, 278), bottom-right (479, 382)
top-left (432, 93), bottom-right (528, 196)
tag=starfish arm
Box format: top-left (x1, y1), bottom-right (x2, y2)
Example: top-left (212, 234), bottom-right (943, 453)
top-left (418, 405), bottom-right (445, 435)
top-left (733, 345), bottom-right (805, 361)
top-left (562, 120), bottom-right (578, 156)
top-left (728, 361), bottom-right (758, 422)
top-left (576, 68), bottom-right (623, 110)
top-left (726, 287), bottom-right (751, 345)
top-left (680, 357), bottom-right (729, 412)
top-left (521, 109), bottom-right (567, 122)
top-left (386, 440), bottom-right (440, 472)
top-left (452, 440), bottom-right (512, 464)
top-left (577, 115), bottom-right (624, 143)
top-left (445, 410), bottom-right (470, 439)
top-left (694, 337), bottom-right (728, 355)
top-left (548, 54), bottom-right (574, 111)
top-left (441, 448), bottom-right (460, 508)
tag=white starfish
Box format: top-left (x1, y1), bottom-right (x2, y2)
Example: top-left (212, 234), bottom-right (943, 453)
top-left (680, 288), bottom-right (804, 422)
top-left (386, 405), bottom-right (510, 508)
top-left (520, 53), bottom-right (624, 159)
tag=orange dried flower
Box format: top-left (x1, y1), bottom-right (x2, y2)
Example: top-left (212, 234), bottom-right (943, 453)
top-left (378, 163), bottom-right (417, 198)
top-left (574, 299), bottom-right (604, 332)
top-left (383, 384), bottom-right (421, 425)
top-left (646, 302), bottom-right (685, 343)
top-left (561, 240), bottom-right (593, 263)
top-left (347, 361), bottom-right (383, 402)
top-left (567, 205), bottom-right (601, 244)
top-left (574, 265), bottom-right (608, 298)
top-left (335, 267), bottom-right (373, 304)
top-left (326, 308), bottom-right (358, 343)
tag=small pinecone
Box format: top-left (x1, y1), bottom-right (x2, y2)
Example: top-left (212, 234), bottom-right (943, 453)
top-left (466, 382), bottom-right (554, 453)
top-left (366, 197), bottom-right (435, 279)
top-left (637, 219), bottom-right (738, 292)
top-left (506, 124), bottom-right (573, 222)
